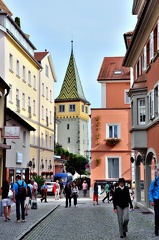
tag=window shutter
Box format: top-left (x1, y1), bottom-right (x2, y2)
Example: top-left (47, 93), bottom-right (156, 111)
top-left (143, 46), bottom-right (147, 70)
top-left (139, 57), bottom-right (141, 75)
top-left (149, 90), bottom-right (155, 119)
top-left (150, 31), bottom-right (154, 61)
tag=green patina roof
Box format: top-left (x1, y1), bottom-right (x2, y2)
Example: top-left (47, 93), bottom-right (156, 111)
top-left (55, 44), bottom-right (89, 104)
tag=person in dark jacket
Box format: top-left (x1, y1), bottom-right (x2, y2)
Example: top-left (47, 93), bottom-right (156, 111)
top-left (149, 169), bottom-right (159, 236)
top-left (64, 181), bottom-right (72, 208)
top-left (113, 178), bottom-right (133, 238)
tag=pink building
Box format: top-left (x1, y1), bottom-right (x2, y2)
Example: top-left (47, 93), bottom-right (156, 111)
top-left (91, 57), bottom-right (132, 189)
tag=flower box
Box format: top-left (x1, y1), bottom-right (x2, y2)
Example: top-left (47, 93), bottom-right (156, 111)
top-left (106, 138), bottom-right (120, 146)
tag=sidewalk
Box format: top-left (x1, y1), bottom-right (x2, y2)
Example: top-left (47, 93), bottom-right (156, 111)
top-left (0, 197), bottom-right (60, 240)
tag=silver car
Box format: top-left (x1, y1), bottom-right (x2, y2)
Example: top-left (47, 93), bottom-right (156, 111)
top-left (47, 181), bottom-right (56, 195)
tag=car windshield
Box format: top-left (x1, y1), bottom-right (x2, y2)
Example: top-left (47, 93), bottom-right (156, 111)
top-left (47, 182), bottom-right (54, 186)
top-left (54, 177), bottom-right (67, 182)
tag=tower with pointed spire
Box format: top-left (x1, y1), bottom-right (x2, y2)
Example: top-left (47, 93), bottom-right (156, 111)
top-left (55, 42), bottom-right (90, 156)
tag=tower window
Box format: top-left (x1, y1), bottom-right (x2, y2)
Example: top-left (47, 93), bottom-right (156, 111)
top-left (68, 137), bottom-right (70, 143)
top-left (59, 105), bottom-right (65, 112)
top-left (67, 124), bottom-right (69, 130)
top-left (69, 104), bottom-right (75, 112)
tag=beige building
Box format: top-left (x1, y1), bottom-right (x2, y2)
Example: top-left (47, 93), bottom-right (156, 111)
top-left (0, 4), bottom-right (56, 179)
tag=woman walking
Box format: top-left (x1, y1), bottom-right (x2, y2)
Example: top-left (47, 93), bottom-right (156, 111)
top-left (93, 181), bottom-right (99, 205)
top-left (64, 181), bottom-right (72, 208)
top-left (0, 180), bottom-right (12, 221)
top-left (72, 182), bottom-right (79, 207)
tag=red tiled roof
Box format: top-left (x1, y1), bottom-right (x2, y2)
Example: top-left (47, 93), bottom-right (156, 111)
top-left (34, 51), bottom-right (49, 62)
top-left (97, 56), bottom-right (130, 81)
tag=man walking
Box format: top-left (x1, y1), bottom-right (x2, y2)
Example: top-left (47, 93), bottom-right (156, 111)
top-left (102, 182), bottom-right (110, 203)
top-left (113, 178), bottom-right (133, 238)
top-left (13, 175), bottom-right (27, 222)
top-left (149, 169), bottom-right (159, 236)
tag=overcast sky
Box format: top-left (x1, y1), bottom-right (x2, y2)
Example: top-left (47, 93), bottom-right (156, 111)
top-left (4, 0), bottom-right (137, 109)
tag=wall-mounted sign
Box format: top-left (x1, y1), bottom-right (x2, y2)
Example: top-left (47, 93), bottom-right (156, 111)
top-left (16, 152), bottom-right (23, 163)
top-left (0, 143), bottom-right (11, 149)
top-left (4, 126), bottom-right (20, 139)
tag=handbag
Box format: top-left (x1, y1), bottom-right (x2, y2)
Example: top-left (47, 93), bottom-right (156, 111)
top-left (8, 190), bottom-right (13, 200)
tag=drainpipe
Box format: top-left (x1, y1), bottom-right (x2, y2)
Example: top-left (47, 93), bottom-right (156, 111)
top-left (3, 88), bottom-right (10, 181)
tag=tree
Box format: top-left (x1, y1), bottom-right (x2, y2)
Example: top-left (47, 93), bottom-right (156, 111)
top-left (65, 154), bottom-right (88, 175)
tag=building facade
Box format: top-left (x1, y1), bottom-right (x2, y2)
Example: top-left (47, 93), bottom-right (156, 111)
top-left (91, 57), bottom-right (132, 190)
top-left (123, 0), bottom-right (159, 208)
top-left (55, 43), bottom-right (90, 156)
top-left (0, 4), bottom-right (56, 179)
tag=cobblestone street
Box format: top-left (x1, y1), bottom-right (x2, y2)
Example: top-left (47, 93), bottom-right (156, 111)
top-left (0, 196), bottom-right (159, 240)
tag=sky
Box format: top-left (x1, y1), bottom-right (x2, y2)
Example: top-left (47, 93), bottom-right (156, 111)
top-left (4, 0), bottom-right (137, 109)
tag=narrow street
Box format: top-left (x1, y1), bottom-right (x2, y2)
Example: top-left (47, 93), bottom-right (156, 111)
top-left (16, 197), bottom-right (158, 240)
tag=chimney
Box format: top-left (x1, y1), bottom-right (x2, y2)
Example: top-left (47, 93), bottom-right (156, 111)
top-left (15, 17), bottom-right (21, 28)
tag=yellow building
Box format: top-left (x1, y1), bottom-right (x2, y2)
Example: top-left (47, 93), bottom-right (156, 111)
top-left (0, 4), bottom-right (56, 179)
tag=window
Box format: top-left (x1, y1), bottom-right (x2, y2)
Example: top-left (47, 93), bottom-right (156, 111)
top-left (50, 111), bottom-right (52, 124)
top-left (32, 132), bottom-right (35, 145)
top-left (9, 84), bottom-right (12, 102)
top-left (33, 100), bottom-right (36, 115)
top-left (143, 46), bottom-right (147, 70)
top-left (114, 70), bottom-right (122, 75)
top-left (41, 133), bottom-right (44, 147)
top-left (33, 75), bottom-right (36, 89)
top-left (124, 90), bottom-right (130, 104)
top-left (28, 70), bottom-right (31, 85)
top-left (22, 66), bottom-right (26, 81)
top-left (69, 104), bottom-right (75, 112)
top-left (149, 90), bottom-right (154, 120)
top-left (22, 93), bottom-right (25, 109)
top-left (82, 105), bottom-right (84, 112)
top-left (59, 105), bottom-right (65, 112)
top-left (49, 136), bottom-right (52, 148)
top-left (45, 64), bottom-right (49, 77)
top-left (50, 90), bottom-right (52, 102)
top-left (150, 31), bottom-right (154, 61)
top-left (9, 54), bottom-right (13, 71)
top-left (16, 89), bottom-right (20, 107)
top-left (23, 131), bottom-right (26, 146)
top-left (107, 157), bottom-right (120, 178)
top-left (46, 135), bottom-right (48, 148)
top-left (46, 87), bottom-right (48, 99)
top-left (68, 137), bottom-right (70, 143)
top-left (85, 106), bottom-right (88, 113)
top-left (138, 98), bottom-right (146, 124)
top-left (106, 124), bottom-right (120, 138)
top-left (42, 83), bottom-right (44, 96)
top-left (146, 41), bottom-right (150, 66)
top-left (42, 106), bottom-right (44, 119)
top-left (67, 124), bottom-right (69, 130)
top-left (16, 60), bottom-right (20, 76)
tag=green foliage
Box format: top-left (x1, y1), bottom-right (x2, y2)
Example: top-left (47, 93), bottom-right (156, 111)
top-left (65, 154), bottom-right (88, 175)
top-left (32, 175), bottom-right (45, 193)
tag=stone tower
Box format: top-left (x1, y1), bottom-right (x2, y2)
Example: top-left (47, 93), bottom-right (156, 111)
top-left (55, 42), bottom-right (90, 156)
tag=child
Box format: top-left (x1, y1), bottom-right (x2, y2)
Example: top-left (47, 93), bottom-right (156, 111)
top-left (93, 181), bottom-right (99, 205)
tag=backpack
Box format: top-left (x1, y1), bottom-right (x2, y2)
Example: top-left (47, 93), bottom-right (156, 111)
top-left (16, 181), bottom-right (26, 198)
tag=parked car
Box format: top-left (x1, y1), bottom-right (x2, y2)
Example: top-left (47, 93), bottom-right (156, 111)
top-left (47, 181), bottom-right (56, 195)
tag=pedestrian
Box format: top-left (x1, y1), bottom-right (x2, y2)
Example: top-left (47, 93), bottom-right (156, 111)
top-left (82, 180), bottom-right (88, 197)
top-left (59, 179), bottom-right (64, 198)
top-left (25, 180), bottom-right (32, 215)
top-left (12, 175), bottom-right (27, 223)
top-left (54, 180), bottom-right (60, 200)
top-left (41, 181), bottom-right (48, 203)
top-left (113, 178), bottom-right (133, 238)
top-left (64, 181), bottom-right (72, 208)
top-left (93, 181), bottom-right (99, 205)
top-left (0, 180), bottom-right (12, 221)
top-left (149, 169), bottom-right (159, 236)
top-left (102, 182), bottom-right (110, 203)
top-left (71, 182), bottom-right (79, 207)
top-left (31, 179), bottom-right (38, 200)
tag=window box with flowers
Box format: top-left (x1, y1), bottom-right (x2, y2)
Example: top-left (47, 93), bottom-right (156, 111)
top-left (30, 172), bottom-right (33, 175)
top-left (46, 171), bottom-right (50, 176)
top-left (41, 171), bottom-right (46, 176)
top-left (49, 171), bottom-right (53, 176)
top-left (105, 138), bottom-right (121, 146)
top-left (33, 172), bottom-right (37, 176)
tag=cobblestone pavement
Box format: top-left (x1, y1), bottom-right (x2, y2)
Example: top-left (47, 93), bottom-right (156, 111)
top-left (0, 195), bottom-right (159, 240)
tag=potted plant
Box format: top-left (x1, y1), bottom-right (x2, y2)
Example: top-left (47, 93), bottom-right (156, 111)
top-left (33, 172), bottom-right (37, 175)
top-left (49, 171), bottom-right (53, 176)
top-left (30, 172), bottom-right (33, 175)
top-left (105, 138), bottom-right (120, 146)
